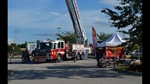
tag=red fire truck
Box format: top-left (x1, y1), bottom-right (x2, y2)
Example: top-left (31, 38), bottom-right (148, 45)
top-left (34, 39), bottom-right (85, 63)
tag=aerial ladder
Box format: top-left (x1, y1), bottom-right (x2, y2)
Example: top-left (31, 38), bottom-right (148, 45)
top-left (32, 0), bottom-right (91, 63)
top-left (65, 0), bottom-right (89, 46)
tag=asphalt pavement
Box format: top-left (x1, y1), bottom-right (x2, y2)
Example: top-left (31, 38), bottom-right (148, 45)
top-left (8, 58), bottom-right (142, 84)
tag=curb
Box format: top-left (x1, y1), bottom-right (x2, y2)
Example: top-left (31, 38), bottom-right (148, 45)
top-left (113, 68), bottom-right (142, 75)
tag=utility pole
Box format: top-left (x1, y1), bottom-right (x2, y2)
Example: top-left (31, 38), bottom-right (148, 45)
top-left (9, 47), bottom-right (14, 64)
top-left (14, 30), bottom-right (18, 45)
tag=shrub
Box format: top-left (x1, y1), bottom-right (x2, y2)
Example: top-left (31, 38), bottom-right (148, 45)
top-left (130, 55), bottom-right (142, 60)
top-left (129, 63), bottom-right (142, 72)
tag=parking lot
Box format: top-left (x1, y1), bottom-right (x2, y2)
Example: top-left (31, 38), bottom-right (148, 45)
top-left (8, 58), bottom-right (142, 84)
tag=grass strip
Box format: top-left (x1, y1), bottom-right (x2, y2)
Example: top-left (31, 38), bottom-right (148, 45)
top-left (116, 65), bottom-right (142, 74)
top-left (8, 70), bottom-right (13, 75)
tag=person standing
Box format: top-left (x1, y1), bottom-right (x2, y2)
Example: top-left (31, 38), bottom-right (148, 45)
top-left (96, 48), bottom-right (100, 67)
top-left (21, 51), bottom-right (26, 63)
top-left (99, 49), bottom-right (104, 59)
top-left (32, 50), bottom-right (35, 57)
top-left (31, 49), bottom-right (35, 61)
top-left (103, 53), bottom-right (107, 60)
top-left (25, 48), bottom-right (30, 62)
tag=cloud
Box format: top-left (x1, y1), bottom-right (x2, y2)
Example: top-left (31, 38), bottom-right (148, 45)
top-left (80, 9), bottom-right (113, 29)
top-left (33, 33), bottom-right (56, 36)
top-left (51, 12), bottom-right (60, 16)
top-left (8, 38), bottom-right (15, 44)
top-left (8, 8), bottom-right (71, 30)
top-left (8, 0), bottom-right (54, 29)
top-left (99, 0), bottom-right (120, 6)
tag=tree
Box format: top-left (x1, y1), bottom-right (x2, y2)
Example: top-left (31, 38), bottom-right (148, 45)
top-left (36, 40), bottom-right (41, 43)
top-left (101, 0), bottom-right (142, 48)
top-left (97, 32), bottom-right (113, 43)
top-left (17, 43), bottom-right (27, 48)
top-left (8, 43), bottom-right (20, 54)
top-left (133, 44), bottom-right (140, 50)
top-left (56, 31), bottom-right (76, 44)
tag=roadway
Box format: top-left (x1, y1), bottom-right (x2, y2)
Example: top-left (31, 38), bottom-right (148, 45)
top-left (8, 58), bottom-right (142, 84)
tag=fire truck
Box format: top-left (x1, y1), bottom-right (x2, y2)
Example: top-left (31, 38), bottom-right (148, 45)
top-left (34, 39), bottom-right (86, 63)
top-left (33, 0), bottom-right (92, 63)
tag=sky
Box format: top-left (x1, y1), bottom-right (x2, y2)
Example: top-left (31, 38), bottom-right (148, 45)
top-left (8, 0), bottom-right (129, 45)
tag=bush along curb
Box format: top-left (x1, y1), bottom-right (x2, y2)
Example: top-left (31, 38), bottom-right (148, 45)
top-left (113, 67), bottom-right (142, 75)
top-left (8, 71), bottom-right (15, 81)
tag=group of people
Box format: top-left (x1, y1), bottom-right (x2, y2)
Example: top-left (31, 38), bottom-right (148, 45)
top-left (21, 48), bottom-right (30, 63)
top-left (96, 48), bottom-right (106, 67)
top-left (21, 48), bottom-right (36, 63)
top-left (95, 48), bottom-right (121, 67)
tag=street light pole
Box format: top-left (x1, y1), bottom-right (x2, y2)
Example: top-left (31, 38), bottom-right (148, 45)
top-left (57, 27), bottom-right (61, 34)
top-left (56, 27), bottom-right (61, 40)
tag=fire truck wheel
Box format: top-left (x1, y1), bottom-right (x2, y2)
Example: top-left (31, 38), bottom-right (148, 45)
top-left (56, 54), bottom-right (62, 63)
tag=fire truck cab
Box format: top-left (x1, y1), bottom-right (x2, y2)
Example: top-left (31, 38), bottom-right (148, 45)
top-left (34, 39), bottom-right (65, 62)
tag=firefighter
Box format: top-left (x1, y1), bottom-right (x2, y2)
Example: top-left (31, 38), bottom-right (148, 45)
top-left (103, 53), bottom-right (107, 60)
top-left (21, 51), bottom-right (26, 63)
top-left (96, 48), bottom-right (100, 67)
top-left (31, 49), bottom-right (35, 61)
top-left (25, 48), bottom-right (30, 62)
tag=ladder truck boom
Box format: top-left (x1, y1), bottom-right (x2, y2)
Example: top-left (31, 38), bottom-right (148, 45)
top-left (29, 0), bottom-right (92, 63)
top-left (65, 0), bottom-right (89, 46)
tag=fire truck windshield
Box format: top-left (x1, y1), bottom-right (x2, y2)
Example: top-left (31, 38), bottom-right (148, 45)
top-left (37, 42), bottom-right (54, 50)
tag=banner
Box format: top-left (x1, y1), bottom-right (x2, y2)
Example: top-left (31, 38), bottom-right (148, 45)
top-left (92, 27), bottom-right (97, 56)
top-left (106, 46), bottom-right (123, 58)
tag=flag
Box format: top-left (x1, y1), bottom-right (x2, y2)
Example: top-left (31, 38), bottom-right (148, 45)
top-left (92, 27), bottom-right (97, 56)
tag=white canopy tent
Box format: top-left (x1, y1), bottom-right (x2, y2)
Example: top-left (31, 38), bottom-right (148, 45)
top-left (97, 32), bottom-right (126, 47)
